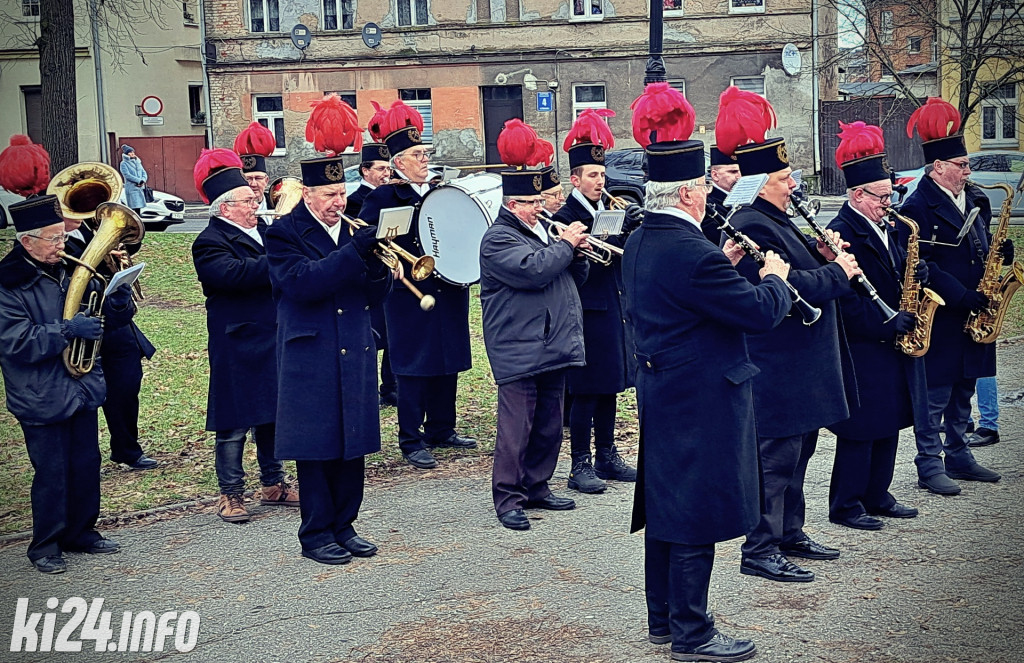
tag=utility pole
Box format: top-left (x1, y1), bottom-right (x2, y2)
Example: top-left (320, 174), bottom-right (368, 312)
top-left (644, 0), bottom-right (667, 85)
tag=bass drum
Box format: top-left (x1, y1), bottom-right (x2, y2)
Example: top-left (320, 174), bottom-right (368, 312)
top-left (417, 172), bottom-right (502, 285)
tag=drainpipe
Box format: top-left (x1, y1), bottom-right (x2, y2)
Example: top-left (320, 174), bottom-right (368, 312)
top-left (89, 0), bottom-right (108, 163)
top-left (198, 0), bottom-right (214, 147)
top-left (811, 0), bottom-right (821, 178)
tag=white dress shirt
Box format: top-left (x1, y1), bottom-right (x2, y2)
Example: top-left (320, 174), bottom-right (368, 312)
top-left (218, 216), bottom-right (263, 246)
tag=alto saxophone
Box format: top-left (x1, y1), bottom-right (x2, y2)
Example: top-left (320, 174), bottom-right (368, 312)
top-left (964, 182), bottom-right (1024, 344)
top-left (888, 208), bottom-right (944, 356)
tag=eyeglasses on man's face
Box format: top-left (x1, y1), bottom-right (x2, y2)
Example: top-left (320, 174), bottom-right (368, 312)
top-left (228, 197), bottom-right (261, 207)
top-left (404, 150), bottom-right (432, 162)
top-left (29, 232), bottom-right (69, 245)
top-left (860, 188), bottom-right (893, 204)
top-left (943, 159), bottom-right (971, 171)
top-left (512, 198), bottom-right (544, 207)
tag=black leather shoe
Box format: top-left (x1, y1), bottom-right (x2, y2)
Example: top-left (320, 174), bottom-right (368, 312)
top-left (301, 543), bottom-right (352, 565)
top-left (524, 494), bottom-right (576, 511)
top-left (967, 427), bottom-right (1000, 448)
top-left (498, 509), bottom-right (530, 530)
top-left (740, 554), bottom-right (814, 582)
top-left (341, 535), bottom-right (378, 557)
top-left (83, 539), bottom-right (121, 554)
top-left (868, 502), bottom-right (918, 519)
top-left (403, 448), bottom-right (438, 469)
top-left (671, 631), bottom-right (757, 662)
top-left (947, 462), bottom-right (1001, 482)
top-left (918, 473), bottom-right (961, 495)
top-left (33, 555), bottom-right (67, 574)
top-left (830, 513), bottom-right (883, 531)
top-left (429, 433), bottom-right (478, 449)
top-left (780, 537), bottom-right (840, 560)
top-left (125, 455), bottom-right (158, 470)
top-left (649, 631), bottom-right (672, 645)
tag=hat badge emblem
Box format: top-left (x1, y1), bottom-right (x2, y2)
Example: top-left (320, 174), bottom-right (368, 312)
top-left (533, 174), bottom-right (543, 192)
top-left (776, 143), bottom-right (789, 164)
top-left (325, 163), bottom-right (344, 182)
top-left (409, 128), bottom-right (421, 143)
top-left (241, 155), bottom-right (257, 170)
top-left (592, 146), bottom-right (605, 163)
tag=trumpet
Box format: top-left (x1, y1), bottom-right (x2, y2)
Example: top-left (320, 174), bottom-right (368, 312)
top-left (539, 210), bottom-right (623, 266)
top-left (375, 249), bottom-right (436, 311)
top-left (601, 188), bottom-right (631, 211)
top-left (340, 213), bottom-right (435, 281)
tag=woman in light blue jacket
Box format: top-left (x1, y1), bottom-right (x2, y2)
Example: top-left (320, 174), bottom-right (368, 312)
top-left (119, 145), bottom-right (148, 211)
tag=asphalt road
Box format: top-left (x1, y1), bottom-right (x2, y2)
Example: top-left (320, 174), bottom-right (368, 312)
top-left (1, 340), bottom-right (1022, 662)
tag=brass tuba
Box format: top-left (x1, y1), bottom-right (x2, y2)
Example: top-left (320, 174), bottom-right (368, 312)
top-left (46, 162), bottom-right (123, 220)
top-left (59, 202), bottom-right (146, 378)
top-left (888, 207), bottom-right (944, 356)
top-left (964, 182), bottom-right (1024, 343)
top-left (269, 176), bottom-right (303, 215)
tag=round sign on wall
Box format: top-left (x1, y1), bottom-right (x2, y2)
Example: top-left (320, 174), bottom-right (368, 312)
top-left (782, 44), bottom-right (802, 76)
top-left (140, 96), bottom-right (163, 117)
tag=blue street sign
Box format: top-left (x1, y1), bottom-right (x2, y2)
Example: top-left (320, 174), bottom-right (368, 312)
top-left (537, 91), bottom-right (553, 112)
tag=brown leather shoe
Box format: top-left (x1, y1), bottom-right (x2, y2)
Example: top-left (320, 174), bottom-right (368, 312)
top-left (217, 494), bottom-right (251, 523)
top-left (260, 481), bottom-right (300, 507)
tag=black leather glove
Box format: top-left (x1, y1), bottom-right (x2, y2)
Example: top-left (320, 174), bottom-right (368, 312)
top-left (892, 311), bottom-right (917, 335)
top-left (960, 290), bottom-right (989, 312)
top-left (913, 260), bottom-right (929, 285)
top-left (1001, 238), bottom-right (1014, 265)
top-left (103, 285), bottom-right (132, 314)
top-left (623, 204), bottom-right (644, 233)
top-left (351, 225), bottom-right (379, 260)
top-left (62, 312), bottom-right (103, 341)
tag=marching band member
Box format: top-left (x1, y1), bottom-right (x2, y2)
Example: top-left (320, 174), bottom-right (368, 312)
top-left (359, 100), bottom-right (476, 470)
top-left (265, 95), bottom-right (391, 564)
top-left (553, 108), bottom-right (640, 494)
top-left (825, 121), bottom-right (924, 529)
top-left (702, 145), bottom-right (740, 245)
top-left (900, 98), bottom-right (1005, 494)
top-left (233, 122), bottom-right (277, 222)
top-left (480, 121), bottom-right (589, 531)
top-left (717, 87), bottom-right (860, 583)
top-left (191, 149), bottom-right (298, 524)
top-left (623, 87), bottom-right (792, 659)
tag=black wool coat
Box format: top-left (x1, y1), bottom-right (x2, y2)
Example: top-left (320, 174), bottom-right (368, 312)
top-left (701, 185), bottom-right (728, 246)
top-left (623, 211), bottom-right (790, 545)
top-left (345, 182), bottom-right (372, 220)
top-left (897, 176), bottom-right (996, 383)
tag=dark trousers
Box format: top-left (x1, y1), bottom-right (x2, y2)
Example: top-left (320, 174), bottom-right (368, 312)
top-left (379, 348), bottom-right (396, 397)
top-left (101, 345), bottom-right (145, 464)
top-left (914, 377), bottom-right (979, 478)
top-left (396, 373), bottom-right (458, 454)
top-left (492, 369), bottom-right (566, 516)
top-left (742, 430), bottom-right (819, 558)
top-left (371, 305), bottom-right (396, 397)
top-left (295, 457), bottom-right (364, 551)
top-left (568, 393), bottom-right (617, 458)
top-left (829, 434), bottom-right (898, 520)
top-left (214, 423), bottom-right (283, 495)
top-left (22, 409), bottom-right (103, 561)
top-left (645, 535), bottom-right (716, 650)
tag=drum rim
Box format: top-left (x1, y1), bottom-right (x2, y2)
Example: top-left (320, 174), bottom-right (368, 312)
top-left (417, 184), bottom-right (498, 286)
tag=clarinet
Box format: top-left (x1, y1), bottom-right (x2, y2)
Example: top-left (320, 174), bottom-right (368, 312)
top-left (705, 204), bottom-right (822, 326)
top-left (789, 193), bottom-right (899, 322)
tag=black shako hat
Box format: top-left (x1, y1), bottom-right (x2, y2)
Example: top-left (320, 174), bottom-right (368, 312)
top-left (710, 145), bottom-right (737, 167)
top-left (239, 154), bottom-right (267, 174)
top-left (646, 140), bottom-right (706, 183)
top-left (361, 142), bottom-right (391, 163)
top-left (299, 156), bottom-right (347, 187)
top-left (9, 194), bottom-right (63, 232)
top-left (384, 126), bottom-right (426, 158)
top-left (501, 169), bottom-right (546, 196)
top-left (841, 153), bottom-right (891, 189)
top-left (539, 166), bottom-right (561, 191)
top-left (921, 135), bottom-right (968, 163)
top-left (734, 137), bottom-right (790, 177)
top-left (568, 143), bottom-right (606, 170)
top-left (202, 167), bottom-right (250, 203)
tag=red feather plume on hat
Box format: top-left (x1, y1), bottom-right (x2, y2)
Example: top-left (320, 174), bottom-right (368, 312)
top-left (233, 121), bottom-right (276, 157)
top-left (0, 135), bottom-right (51, 197)
top-left (193, 148), bottom-right (243, 204)
top-left (367, 101), bottom-right (388, 142)
top-left (381, 100), bottom-right (425, 136)
top-left (715, 86), bottom-right (778, 157)
top-left (630, 82), bottom-right (695, 148)
top-left (529, 139), bottom-right (554, 167)
top-left (497, 119), bottom-right (539, 168)
top-left (906, 97), bottom-right (961, 141)
top-left (306, 93), bottom-right (363, 156)
top-left (562, 108), bottom-right (615, 152)
top-left (835, 121), bottom-right (885, 169)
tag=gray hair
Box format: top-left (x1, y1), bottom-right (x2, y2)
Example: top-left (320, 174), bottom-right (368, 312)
top-left (644, 177), bottom-right (704, 211)
top-left (209, 191), bottom-right (235, 217)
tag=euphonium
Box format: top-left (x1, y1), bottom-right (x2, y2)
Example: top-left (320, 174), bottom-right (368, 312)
top-left (59, 202), bottom-right (146, 378)
top-left (269, 176), bottom-right (304, 215)
top-left (964, 181), bottom-right (1024, 343)
top-left (888, 207), bottom-right (944, 356)
top-left (46, 162), bottom-right (123, 220)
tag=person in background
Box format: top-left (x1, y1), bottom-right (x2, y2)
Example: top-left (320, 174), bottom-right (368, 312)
top-left (967, 376), bottom-right (1000, 448)
top-left (119, 145), bottom-right (148, 214)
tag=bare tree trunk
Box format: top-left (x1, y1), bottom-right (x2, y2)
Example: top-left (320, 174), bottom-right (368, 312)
top-left (37, 0), bottom-right (78, 174)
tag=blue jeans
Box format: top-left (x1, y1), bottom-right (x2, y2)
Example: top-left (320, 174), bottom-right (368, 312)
top-left (974, 376), bottom-right (999, 431)
top-left (214, 423), bottom-right (283, 495)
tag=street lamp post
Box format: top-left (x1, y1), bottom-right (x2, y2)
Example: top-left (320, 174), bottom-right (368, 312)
top-left (644, 0), bottom-right (667, 85)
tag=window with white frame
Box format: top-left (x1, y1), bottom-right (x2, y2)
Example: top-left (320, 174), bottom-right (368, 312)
top-left (669, 79), bottom-right (686, 97)
top-left (249, 0), bottom-right (280, 32)
top-left (571, 0), bottom-right (603, 21)
top-left (399, 89), bottom-right (433, 141)
top-left (397, 0), bottom-right (429, 26)
top-left (183, 1), bottom-right (198, 24)
top-left (729, 0), bottom-right (764, 14)
top-left (663, 0), bottom-right (684, 17)
top-left (907, 36), bottom-right (922, 54)
top-left (572, 83), bottom-right (606, 118)
top-left (22, 0), bottom-right (39, 16)
top-left (323, 0), bottom-right (355, 29)
top-left (981, 83), bottom-right (1018, 145)
top-left (188, 84), bottom-right (205, 125)
top-left (879, 10), bottom-right (894, 45)
top-left (253, 95), bottom-right (287, 156)
top-left (731, 76), bottom-right (765, 96)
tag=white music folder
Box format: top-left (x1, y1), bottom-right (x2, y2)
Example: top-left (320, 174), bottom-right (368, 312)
top-left (104, 262), bottom-right (145, 297)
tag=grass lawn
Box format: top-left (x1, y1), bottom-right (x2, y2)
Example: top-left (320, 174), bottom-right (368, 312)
top-left (0, 226), bottom-right (1021, 535)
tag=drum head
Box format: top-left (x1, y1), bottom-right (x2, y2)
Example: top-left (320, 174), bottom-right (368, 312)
top-left (418, 174), bottom-right (502, 285)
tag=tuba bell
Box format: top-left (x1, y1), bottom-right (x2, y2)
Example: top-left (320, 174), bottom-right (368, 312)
top-left (46, 162), bottom-right (123, 220)
top-left (268, 176), bottom-right (304, 216)
top-left (59, 202), bottom-right (146, 378)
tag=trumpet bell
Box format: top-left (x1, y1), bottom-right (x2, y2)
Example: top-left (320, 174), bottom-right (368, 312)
top-left (46, 162), bottom-right (124, 220)
top-left (269, 176), bottom-right (304, 216)
top-left (410, 256), bottom-right (435, 281)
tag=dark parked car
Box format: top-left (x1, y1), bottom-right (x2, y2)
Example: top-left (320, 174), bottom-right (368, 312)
top-left (604, 147), bottom-right (712, 206)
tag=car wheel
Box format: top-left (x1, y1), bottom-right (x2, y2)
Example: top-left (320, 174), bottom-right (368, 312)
top-left (146, 222), bottom-right (171, 232)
